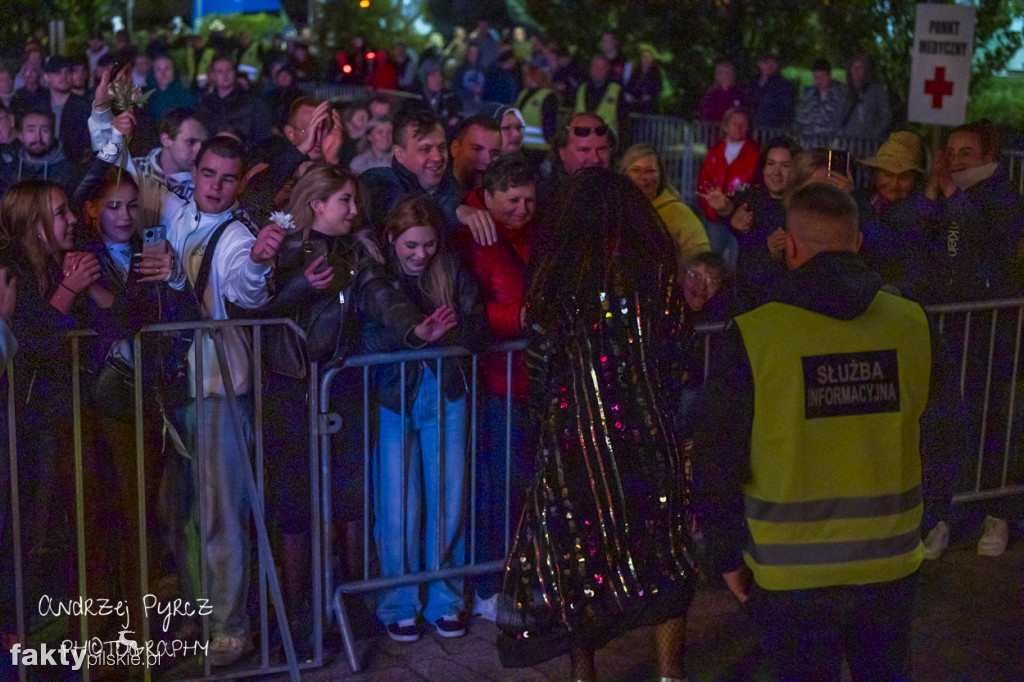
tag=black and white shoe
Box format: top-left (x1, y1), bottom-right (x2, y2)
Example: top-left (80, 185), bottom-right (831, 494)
top-left (432, 615), bottom-right (466, 638)
top-left (386, 618), bottom-right (420, 642)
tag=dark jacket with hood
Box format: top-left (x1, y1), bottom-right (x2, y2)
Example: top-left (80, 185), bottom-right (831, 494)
top-left (0, 141), bottom-right (80, 197)
top-left (361, 156), bottom-right (462, 236)
top-left (356, 250), bottom-right (489, 414)
top-left (691, 251), bottom-right (961, 575)
top-left (916, 169), bottom-right (1024, 304)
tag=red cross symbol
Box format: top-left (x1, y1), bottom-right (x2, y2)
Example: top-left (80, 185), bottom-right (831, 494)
top-left (924, 67), bottom-right (954, 109)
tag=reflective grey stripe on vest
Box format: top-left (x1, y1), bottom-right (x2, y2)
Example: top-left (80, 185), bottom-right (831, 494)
top-left (745, 486), bottom-right (922, 523)
top-left (747, 526), bottom-right (921, 566)
top-left (522, 125), bottom-right (545, 146)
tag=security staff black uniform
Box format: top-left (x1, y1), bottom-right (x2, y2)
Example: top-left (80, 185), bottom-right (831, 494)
top-left (693, 183), bottom-right (952, 681)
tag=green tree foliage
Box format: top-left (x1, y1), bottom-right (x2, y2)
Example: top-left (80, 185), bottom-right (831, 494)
top-left (315, 0), bottom-right (430, 54)
top-left (522, 0), bottom-right (1024, 121)
top-left (0, 0), bottom-right (107, 59)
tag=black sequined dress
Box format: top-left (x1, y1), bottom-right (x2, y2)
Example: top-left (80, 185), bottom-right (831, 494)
top-left (496, 272), bottom-right (696, 666)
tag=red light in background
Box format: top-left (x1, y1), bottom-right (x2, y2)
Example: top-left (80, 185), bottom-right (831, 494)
top-left (342, 64), bottom-right (353, 74)
top-left (366, 51), bottom-right (376, 60)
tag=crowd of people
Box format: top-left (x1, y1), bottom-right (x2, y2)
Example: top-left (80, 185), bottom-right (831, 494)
top-left (0, 22), bottom-right (1021, 681)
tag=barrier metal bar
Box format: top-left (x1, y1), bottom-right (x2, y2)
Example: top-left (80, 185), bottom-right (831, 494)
top-left (211, 331), bottom-right (300, 682)
top-left (309, 359), bottom-right (323, 665)
top-left (70, 336), bottom-right (89, 680)
top-left (975, 311), bottom-right (999, 493)
top-left (505, 350), bottom-right (513, 554)
top-left (132, 333), bottom-right (152, 676)
top-left (1002, 308), bottom-right (1023, 486)
top-left (323, 340), bottom-right (526, 673)
top-left (436, 355), bottom-right (446, 573)
top-left (469, 354), bottom-right (478, 563)
top-left (253, 329), bottom-right (269, 670)
top-left (6, 360), bottom-right (27, 682)
top-left (194, 328), bottom-right (211, 679)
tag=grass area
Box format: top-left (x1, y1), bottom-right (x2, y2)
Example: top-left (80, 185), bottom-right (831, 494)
top-left (967, 73), bottom-right (1024, 126)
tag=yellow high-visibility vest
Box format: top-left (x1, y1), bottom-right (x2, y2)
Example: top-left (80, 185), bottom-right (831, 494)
top-left (734, 291), bottom-right (930, 591)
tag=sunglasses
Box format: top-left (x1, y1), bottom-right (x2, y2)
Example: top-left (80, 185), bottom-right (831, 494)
top-left (567, 125), bottom-right (609, 138)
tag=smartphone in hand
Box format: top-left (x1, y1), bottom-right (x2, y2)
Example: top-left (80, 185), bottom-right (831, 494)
top-left (142, 225), bottom-right (168, 255)
top-left (302, 239), bottom-right (329, 273)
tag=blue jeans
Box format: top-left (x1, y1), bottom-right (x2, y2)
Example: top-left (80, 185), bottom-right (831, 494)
top-left (184, 395), bottom-right (253, 639)
top-left (373, 369), bottom-right (467, 624)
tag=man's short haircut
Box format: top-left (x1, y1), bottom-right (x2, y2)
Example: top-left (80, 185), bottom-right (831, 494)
top-left (195, 135), bottom-right (248, 174)
top-left (159, 108), bottom-right (199, 141)
top-left (483, 155), bottom-right (537, 195)
top-left (96, 53), bottom-right (116, 69)
top-left (453, 113), bottom-right (500, 143)
top-left (211, 53), bottom-right (234, 68)
top-left (788, 182), bottom-right (859, 229)
top-left (951, 119), bottom-right (1001, 160)
top-left (551, 112), bottom-right (612, 153)
top-left (393, 109), bottom-right (441, 148)
top-left (17, 109), bottom-right (54, 129)
top-left (287, 96), bottom-right (322, 126)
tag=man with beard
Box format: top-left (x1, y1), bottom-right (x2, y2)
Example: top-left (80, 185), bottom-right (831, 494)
top-left (0, 111), bottom-right (79, 195)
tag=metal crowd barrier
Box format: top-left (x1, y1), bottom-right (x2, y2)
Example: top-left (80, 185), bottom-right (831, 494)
top-left (694, 297), bottom-right (1024, 505)
top-left (3, 319), bottom-right (319, 682)
top-left (320, 339), bottom-right (527, 673)
top-left (5, 299), bottom-right (1021, 679)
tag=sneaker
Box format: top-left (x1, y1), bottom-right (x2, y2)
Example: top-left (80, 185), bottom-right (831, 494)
top-left (386, 618), bottom-right (420, 643)
top-left (473, 593), bottom-right (498, 622)
top-left (208, 634), bottom-right (253, 667)
top-left (432, 614), bottom-right (466, 638)
top-left (923, 521), bottom-right (950, 560)
top-left (977, 516), bottom-right (1008, 557)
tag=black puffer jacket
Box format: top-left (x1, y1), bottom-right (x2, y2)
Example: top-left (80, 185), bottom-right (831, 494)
top-left (356, 251), bottom-right (489, 414)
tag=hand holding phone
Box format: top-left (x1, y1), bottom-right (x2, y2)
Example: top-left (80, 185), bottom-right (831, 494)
top-left (142, 225), bottom-right (168, 255)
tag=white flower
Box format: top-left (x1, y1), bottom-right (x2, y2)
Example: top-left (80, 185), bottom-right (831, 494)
top-left (270, 211), bottom-right (297, 231)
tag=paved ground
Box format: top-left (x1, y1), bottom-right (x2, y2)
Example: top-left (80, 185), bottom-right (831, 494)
top-left (260, 528), bottom-right (1023, 682)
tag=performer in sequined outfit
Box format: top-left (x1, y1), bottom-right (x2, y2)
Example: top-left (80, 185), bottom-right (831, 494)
top-left (497, 168), bottom-right (696, 680)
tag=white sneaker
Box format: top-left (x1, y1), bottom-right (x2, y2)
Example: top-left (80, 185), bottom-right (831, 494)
top-left (977, 516), bottom-right (1008, 557)
top-left (208, 634), bottom-right (253, 667)
top-left (923, 521), bottom-right (950, 560)
top-left (473, 593), bottom-right (498, 622)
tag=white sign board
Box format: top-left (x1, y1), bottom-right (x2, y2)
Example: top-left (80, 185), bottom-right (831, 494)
top-left (907, 3), bottom-right (976, 126)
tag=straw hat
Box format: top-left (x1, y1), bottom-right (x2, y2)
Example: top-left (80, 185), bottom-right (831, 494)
top-left (859, 131), bottom-right (923, 175)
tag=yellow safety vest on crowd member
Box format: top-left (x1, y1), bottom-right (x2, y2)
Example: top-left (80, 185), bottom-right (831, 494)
top-left (575, 81), bottom-right (621, 133)
top-left (238, 42), bottom-right (262, 82)
top-left (734, 291), bottom-right (930, 591)
top-left (516, 88), bottom-right (555, 150)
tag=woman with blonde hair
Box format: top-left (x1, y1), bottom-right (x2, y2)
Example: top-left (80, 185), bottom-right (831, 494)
top-left (621, 142), bottom-right (710, 275)
top-left (357, 195), bottom-right (488, 642)
top-left (258, 164), bottom-right (383, 647)
top-left (0, 180), bottom-right (110, 631)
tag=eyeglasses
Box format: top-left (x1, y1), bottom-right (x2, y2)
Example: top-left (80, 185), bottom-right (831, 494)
top-left (567, 125), bottom-right (609, 138)
top-left (685, 270), bottom-right (721, 288)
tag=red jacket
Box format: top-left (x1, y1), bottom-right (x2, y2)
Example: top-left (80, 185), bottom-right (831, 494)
top-left (454, 188), bottom-right (535, 398)
top-left (697, 137), bottom-right (761, 221)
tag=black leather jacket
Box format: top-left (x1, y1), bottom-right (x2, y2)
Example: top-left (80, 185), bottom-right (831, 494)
top-left (356, 252), bottom-right (489, 413)
top-left (259, 229), bottom-right (381, 372)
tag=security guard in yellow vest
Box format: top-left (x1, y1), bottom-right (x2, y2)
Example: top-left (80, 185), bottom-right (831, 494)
top-left (574, 55), bottom-right (622, 134)
top-left (517, 87), bottom-right (557, 151)
top-left (693, 183), bottom-right (949, 680)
